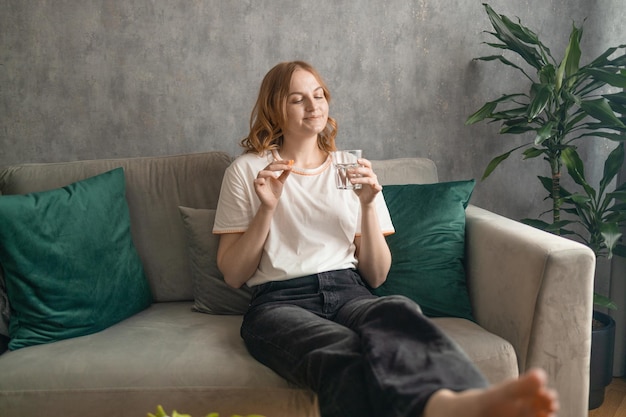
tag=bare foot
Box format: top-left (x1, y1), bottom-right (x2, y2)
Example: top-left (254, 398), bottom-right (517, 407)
top-left (423, 368), bottom-right (559, 417)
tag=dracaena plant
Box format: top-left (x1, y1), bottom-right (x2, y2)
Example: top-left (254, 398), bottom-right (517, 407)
top-left (526, 143), bottom-right (626, 309)
top-left (466, 3), bottom-right (626, 309)
top-left (527, 143), bottom-right (626, 259)
top-left (466, 3), bottom-right (626, 227)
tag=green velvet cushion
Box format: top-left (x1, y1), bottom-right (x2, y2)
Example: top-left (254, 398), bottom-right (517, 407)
top-left (374, 180), bottom-right (475, 321)
top-left (0, 268), bottom-right (8, 338)
top-left (0, 168), bottom-right (152, 350)
top-left (178, 206), bottom-right (252, 314)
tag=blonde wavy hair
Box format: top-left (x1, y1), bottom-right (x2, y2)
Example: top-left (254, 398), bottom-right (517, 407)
top-left (240, 61), bottom-right (338, 154)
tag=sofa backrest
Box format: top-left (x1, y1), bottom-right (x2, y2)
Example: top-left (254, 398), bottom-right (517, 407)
top-left (0, 152), bottom-right (233, 302)
top-left (0, 152), bottom-right (438, 303)
top-left (372, 157), bottom-right (438, 185)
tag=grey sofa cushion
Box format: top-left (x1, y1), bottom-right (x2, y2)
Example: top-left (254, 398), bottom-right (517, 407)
top-left (0, 302), bottom-right (318, 417)
top-left (435, 317), bottom-right (518, 384)
top-left (178, 206), bottom-right (253, 314)
top-left (0, 302), bottom-right (516, 416)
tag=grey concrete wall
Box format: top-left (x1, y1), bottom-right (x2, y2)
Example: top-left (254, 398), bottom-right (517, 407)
top-left (1, 0), bottom-right (624, 223)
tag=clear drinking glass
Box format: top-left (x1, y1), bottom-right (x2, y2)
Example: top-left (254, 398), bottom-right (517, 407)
top-left (331, 150), bottom-right (362, 190)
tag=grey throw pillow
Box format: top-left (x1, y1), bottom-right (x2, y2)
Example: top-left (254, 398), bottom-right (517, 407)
top-left (178, 206), bottom-right (252, 314)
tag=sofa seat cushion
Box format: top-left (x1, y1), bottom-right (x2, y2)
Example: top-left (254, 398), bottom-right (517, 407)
top-left (433, 317), bottom-right (519, 384)
top-left (0, 302), bottom-right (318, 417)
top-left (0, 302), bottom-right (518, 417)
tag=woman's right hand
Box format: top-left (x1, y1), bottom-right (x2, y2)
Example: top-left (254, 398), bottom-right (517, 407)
top-left (254, 160), bottom-right (293, 208)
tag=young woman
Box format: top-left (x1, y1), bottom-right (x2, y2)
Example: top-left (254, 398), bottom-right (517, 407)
top-left (213, 61), bottom-right (559, 417)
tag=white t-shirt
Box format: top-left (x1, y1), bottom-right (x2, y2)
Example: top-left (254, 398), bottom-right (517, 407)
top-left (213, 150), bottom-right (395, 287)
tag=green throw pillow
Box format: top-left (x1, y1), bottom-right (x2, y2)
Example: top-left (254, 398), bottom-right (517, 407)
top-left (374, 180), bottom-right (475, 321)
top-left (0, 168), bottom-right (152, 350)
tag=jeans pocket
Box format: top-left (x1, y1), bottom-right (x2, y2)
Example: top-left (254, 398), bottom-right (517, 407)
top-left (348, 269), bottom-right (367, 288)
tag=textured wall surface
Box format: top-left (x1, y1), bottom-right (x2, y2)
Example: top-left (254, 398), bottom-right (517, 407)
top-left (1, 0), bottom-right (624, 222)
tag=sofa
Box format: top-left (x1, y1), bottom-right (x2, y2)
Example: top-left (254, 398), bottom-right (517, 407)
top-left (0, 151), bottom-right (595, 417)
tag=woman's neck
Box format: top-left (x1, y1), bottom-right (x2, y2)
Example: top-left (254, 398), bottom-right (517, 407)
top-left (279, 139), bottom-right (328, 169)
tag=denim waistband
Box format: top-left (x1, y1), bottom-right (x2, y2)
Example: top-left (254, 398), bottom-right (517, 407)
top-left (248, 269), bottom-right (375, 317)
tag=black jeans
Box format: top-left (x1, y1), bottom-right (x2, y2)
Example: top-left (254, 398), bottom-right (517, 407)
top-left (241, 269), bottom-right (488, 417)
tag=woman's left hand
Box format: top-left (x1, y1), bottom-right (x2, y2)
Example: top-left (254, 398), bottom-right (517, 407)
top-left (351, 158), bottom-right (382, 205)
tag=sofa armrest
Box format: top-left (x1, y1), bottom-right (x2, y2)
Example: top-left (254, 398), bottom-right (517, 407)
top-left (465, 205), bottom-right (595, 417)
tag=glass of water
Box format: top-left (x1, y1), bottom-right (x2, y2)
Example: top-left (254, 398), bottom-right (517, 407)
top-left (331, 150), bottom-right (362, 190)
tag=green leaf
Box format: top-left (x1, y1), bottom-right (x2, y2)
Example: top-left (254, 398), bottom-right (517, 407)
top-left (587, 44), bottom-right (626, 68)
top-left (556, 23), bottom-right (583, 90)
top-left (562, 147), bottom-right (586, 186)
top-left (609, 52), bottom-right (626, 67)
top-left (604, 92), bottom-right (626, 105)
top-left (522, 147), bottom-right (545, 159)
top-left (501, 14), bottom-right (539, 45)
top-left (466, 102), bottom-right (497, 125)
top-left (482, 143), bottom-right (531, 180)
top-left (563, 147), bottom-right (599, 201)
top-left (577, 131), bottom-right (626, 142)
top-left (538, 64), bottom-right (557, 85)
top-left (586, 68), bottom-right (626, 88)
top-left (482, 4), bottom-right (543, 69)
top-left (607, 101), bottom-right (626, 117)
top-left (600, 143), bottom-right (625, 193)
top-left (564, 112), bottom-right (588, 132)
top-left (501, 124), bottom-right (535, 134)
top-left (527, 83), bottom-right (552, 121)
top-left (474, 55), bottom-right (532, 80)
top-left (482, 151), bottom-right (512, 180)
top-left (496, 110), bottom-right (531, 121)
top-left (534, 121), bottom-right (555, 145)
top-left (594, 293), bottom-right (618, 310)
top-left (565, 193), bottom-right (592, 206)
top-left (609, 191), bottom-right (626, 202)
top-left (537, 175), bottom-right (554, 194)
top-left (600, 222), bottom-right (623, 258)
top-left (605, 210), bottom-right (626, 224)
top-left (466, 94), bottom-right (527, 125)
top-left (580, 98), bottom-right (626, 128)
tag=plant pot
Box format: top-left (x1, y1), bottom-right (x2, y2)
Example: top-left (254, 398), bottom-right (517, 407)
top-left (589, 310), bottom-right (616, 410)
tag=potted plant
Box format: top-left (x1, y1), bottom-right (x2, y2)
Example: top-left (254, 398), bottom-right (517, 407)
top-left (556, 143), bottom-right (625, 409)
top-left (465, 3), bottom-right (626, 228)
top-left (464, 3), bottom-right (626, 409)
